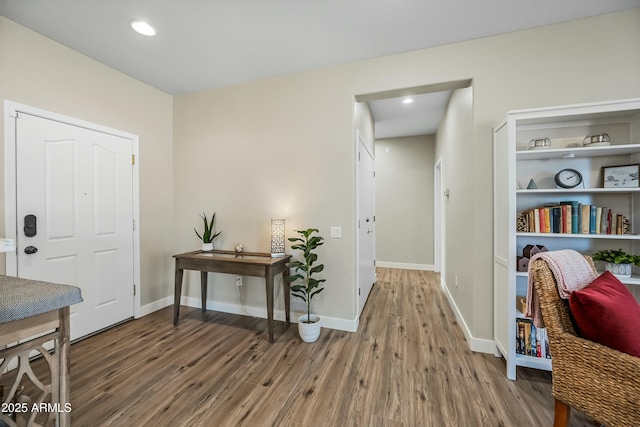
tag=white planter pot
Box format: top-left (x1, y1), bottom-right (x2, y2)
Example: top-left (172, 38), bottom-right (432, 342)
top-left (604, 262), bottom-right (632, 278)
top-left (298, 314), bottom-right (321, 343)
top-left (201, 242), bottom-right (213, 252)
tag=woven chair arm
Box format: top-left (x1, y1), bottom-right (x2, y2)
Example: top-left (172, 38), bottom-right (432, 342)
top-left (551, 330), bottom-right (640, 423)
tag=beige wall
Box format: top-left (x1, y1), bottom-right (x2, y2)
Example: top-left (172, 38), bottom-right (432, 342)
top-left (175, 9), bottom-right (640, 341)
top-left (375, 135), bottom-right (435, 267)
top-left (435, 87), bottom-right (475, 335)
top-left (0, 17), bottom-right (175, 306)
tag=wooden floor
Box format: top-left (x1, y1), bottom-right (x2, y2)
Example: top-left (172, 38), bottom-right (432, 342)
top-left (63, 268), bottom-right (594, 426)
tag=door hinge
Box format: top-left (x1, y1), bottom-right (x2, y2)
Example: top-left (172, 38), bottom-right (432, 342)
top-left (373, 215), bottom-right (376, 222)
top-left (373, 171), bottom-right (375, 178)
top-left (133, 284), bottom-right (136, 296)
top-left (358, 287), bottom-right (361, 296)
top-left (358, 152), bottom-right (361, 161)
top-left (133, 219), bottom-right (136, 230)
top-left (132, 154), bottom-right (136, 165)
top-left (358, 219), bottom-right (361, 228)
top-left (373, 260), bottom-right (376, 267)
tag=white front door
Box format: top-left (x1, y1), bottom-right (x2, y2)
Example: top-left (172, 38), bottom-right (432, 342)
top-left (15, 112), bottom-right (134, 340)
top-left (357, 134), bottom-right (376, 317)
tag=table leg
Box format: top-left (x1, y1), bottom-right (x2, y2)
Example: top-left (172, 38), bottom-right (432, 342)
top-left (174, 264), bottom-right (184, 325)
top-left (283, 267), bottom-right (291, 325)
top-left (201, 271), bottom-right (208, 313)
top-left (266, 267), bottom-right (275, 343)
top-left (58, 307), bottom-right (70, 427)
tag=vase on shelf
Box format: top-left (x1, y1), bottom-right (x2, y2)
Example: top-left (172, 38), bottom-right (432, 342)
top-left (604, 262), bottom-right (632, 278)
top-left (201, 242), bottom-right (213, 252)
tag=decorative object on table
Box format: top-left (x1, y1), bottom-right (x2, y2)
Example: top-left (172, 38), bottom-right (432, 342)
top-left (286, 228), bottom-right (325, 343)
top-left (582, 132), bottom-right (610, 147)
top-left (554, 168), bottom-right (583, 189)
top-left (194, 212), bottom-right (222, 251)
top-left (526, 179), bottom-right (538, 189)
top-left (234, 243), bottom-right (244, 253)
top-left (602, 164), bottom-right (640, 188)
top-left (270, 218), bottom-right (286, 257)
top-left (527, 137), bottom-right (551, 150)
top-left (591, 248), bottom-right (640, 278)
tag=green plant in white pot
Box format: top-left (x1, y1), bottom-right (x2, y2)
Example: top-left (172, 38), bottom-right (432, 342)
top-left (286, 228), bottom-right (325, 343)
top-left (592, 248), bottom-right (640, 278)
top-left (194, 212), bottom-right (222, 251)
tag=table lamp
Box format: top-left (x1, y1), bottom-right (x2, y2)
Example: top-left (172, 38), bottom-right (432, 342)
top-left (270, 218), bottom-right (286, 257)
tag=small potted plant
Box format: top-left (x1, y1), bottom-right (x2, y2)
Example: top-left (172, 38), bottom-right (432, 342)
top-left (194, 212), bottom-right (222, 251)
top-left (286, 228), bottom-right (325, 343)
top-left (591, 248), bottom-right (640, 278)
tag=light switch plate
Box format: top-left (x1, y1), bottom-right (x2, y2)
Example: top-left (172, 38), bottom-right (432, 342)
top-left (330, 226), bottom-right (342, 238)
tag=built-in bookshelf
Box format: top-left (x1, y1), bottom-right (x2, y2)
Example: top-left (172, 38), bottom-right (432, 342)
top-left (493, 98), bottom-right (640, 380)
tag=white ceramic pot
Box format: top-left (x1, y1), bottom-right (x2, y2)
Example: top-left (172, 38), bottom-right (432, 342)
top-left (201, 242), bottom-right (213, 252)
top-left (298, 314), bottom-right (321, 343)
top-left (604, 262), bottom-right (632, 278)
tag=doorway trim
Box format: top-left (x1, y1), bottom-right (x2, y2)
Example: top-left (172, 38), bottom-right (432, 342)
top-left (3, 100), bottom-right (141, 318)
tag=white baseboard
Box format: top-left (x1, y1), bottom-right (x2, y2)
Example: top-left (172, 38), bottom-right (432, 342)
top-left (376, 262), bottom-right (434, 271)
top-left (179, 296), bottom-right (359, 332)
top-left (440, 277), bottom-right (495, 355)
top-left (138, 296), bottom-right (173, 317)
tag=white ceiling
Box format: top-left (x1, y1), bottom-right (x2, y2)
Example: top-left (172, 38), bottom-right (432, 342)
top-left (369, 91), bottom-right (452, 139)
top-left (1, 1), bottom-right (638, 138)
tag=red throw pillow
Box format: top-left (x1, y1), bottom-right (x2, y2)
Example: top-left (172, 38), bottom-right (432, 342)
top-left (569, 270), bottom-right (640, 358)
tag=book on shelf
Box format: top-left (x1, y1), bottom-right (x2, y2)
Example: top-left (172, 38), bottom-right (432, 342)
top-left (518, 202), bottom-right (629, 235)
top-left (515, 318), bottom-right (550, 359)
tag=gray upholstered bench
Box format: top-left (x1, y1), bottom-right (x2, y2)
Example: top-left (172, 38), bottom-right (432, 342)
top-left (0, 275), bottom-right (82, 427)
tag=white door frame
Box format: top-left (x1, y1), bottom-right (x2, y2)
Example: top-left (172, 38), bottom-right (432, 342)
top-left (3, 100), bottom-right (142, 318)
top-left (434, 157), bottom-right (444, 276)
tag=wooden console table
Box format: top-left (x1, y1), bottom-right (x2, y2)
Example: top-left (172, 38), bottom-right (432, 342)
top-left (0, 275), bottom-right (82, 427)
top-left (173, 250), bottom-right (292, 343)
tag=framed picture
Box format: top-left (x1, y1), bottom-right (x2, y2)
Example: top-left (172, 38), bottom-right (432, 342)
top-left (602, 164), bottom-right (640, 188)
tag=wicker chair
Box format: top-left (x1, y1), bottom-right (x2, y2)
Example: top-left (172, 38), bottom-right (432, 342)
top-left (529, 256), bottom-right (640, 427)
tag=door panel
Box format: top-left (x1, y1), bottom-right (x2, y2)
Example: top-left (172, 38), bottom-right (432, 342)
top-left (16, 113), bottom-right (134, 340)
top-left (358, 135), bottom-right (376, 317)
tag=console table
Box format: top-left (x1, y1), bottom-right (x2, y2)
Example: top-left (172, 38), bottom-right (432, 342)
top-left (173, 250), bottom-right (292, 342)
top-left (0, 275), bottom-right (82, 427)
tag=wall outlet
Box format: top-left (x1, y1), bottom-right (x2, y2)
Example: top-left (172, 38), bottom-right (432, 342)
top-left (236, 276), bottom-right (242, 286)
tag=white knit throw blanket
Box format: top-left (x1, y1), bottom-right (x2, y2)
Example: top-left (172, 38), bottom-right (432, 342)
top-left (526, 249), bottom-right (596, 328)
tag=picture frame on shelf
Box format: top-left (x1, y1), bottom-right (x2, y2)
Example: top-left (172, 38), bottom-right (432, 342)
top-left (602, 164), bottom-right (640, 188)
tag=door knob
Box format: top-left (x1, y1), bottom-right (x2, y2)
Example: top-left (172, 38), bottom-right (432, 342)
top-left (24, 246), bottom-right (38, 255)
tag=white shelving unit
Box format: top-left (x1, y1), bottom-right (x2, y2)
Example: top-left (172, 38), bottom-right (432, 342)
top-left (493, 98), bottom-right (640, 380)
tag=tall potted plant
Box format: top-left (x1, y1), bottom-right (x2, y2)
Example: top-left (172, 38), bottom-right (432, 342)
top-left (194, 212), bottom-right (222, 251)
top-left (286, 228), bottom-right (325, 343)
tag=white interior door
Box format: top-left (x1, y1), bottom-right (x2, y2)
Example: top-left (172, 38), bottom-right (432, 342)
top-left (16, 113), bottom-right (134, 340)
top-left (357, 134), bottom-right (376, 317)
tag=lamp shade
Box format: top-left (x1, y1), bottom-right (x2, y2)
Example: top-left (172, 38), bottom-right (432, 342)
top-left (271, 218), bottom-right (286, 257)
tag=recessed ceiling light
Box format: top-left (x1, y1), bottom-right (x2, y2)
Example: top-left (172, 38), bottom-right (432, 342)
top-left (403, 98), bottom-right (413, 104)
top-left (130, 20), bottom-right (156, 36)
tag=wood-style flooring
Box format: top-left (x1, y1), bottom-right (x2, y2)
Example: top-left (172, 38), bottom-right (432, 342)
top-left (63, 268), bottom-right (594, 426)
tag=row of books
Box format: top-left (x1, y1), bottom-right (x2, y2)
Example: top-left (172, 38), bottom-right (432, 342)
top-left (519, 202), bottom-right (628, 235)
top-left (516, 318), bottom-right (551, 359)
